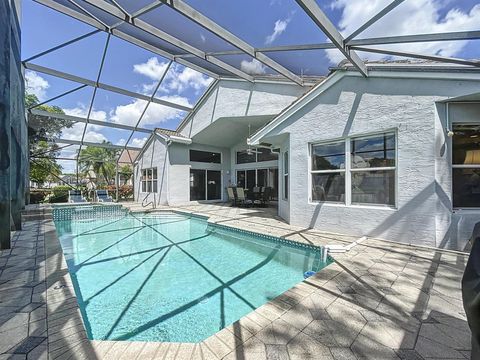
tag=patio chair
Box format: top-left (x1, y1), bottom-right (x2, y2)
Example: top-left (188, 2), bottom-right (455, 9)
top-left (236, 187), bottom-right (253, 207)
top-left (227, 187), bottom-right (237, 207)
top-left (252, 187), bottom-right (262, 207)
top-left (68, 190), bottom-right (86, 203)
top-left (96, 190), bottom-right (113, 203)
top-left (260, 187), bottom-right (271, 207)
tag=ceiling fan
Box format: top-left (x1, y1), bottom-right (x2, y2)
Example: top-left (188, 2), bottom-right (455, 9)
top-left (246, 124), bottom-right (260, 155)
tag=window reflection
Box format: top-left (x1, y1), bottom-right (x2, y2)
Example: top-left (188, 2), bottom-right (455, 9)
top-left (452, 124), bottom-right (480, 208)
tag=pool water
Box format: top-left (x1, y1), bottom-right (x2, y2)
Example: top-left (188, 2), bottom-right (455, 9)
top-left (54, 211), bottom-right (331, 343)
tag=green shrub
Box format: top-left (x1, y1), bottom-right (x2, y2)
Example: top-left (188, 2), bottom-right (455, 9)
top-left (30, 190), bottom-right (49, 204)
top-left (49, 185), bottom-right (71, 203)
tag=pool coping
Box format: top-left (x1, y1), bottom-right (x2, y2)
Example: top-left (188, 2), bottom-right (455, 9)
top-left (44, 207), bottom-right (343, 359)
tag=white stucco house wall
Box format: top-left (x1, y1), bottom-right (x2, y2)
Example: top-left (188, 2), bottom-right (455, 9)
top-left (134, 64), bottom-right (480, 251)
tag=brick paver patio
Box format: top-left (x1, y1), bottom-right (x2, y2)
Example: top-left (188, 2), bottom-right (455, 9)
top-left (0, 203), bottom-right (472, 359)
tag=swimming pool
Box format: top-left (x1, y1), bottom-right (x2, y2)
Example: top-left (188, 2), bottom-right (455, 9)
top-left (54, 210), bottom-right (331, 343)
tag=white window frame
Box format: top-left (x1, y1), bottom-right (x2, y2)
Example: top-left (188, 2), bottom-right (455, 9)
top-left (189, 169), bottom-right (223, 201)
top-left (283, 151), bottom-right (289, 200)
top-left (310, 139), bottom-right (346, 204)
top-left (236, 148), bottom-right (279, 164)
top-left (141, 167), bottom-right (158, 193)
top-left (309, 130), bottom-right (397, 208)
top-left (189, 149), bottom-right (222, 164)
top-left (451, 122), bottom-right (480, 210)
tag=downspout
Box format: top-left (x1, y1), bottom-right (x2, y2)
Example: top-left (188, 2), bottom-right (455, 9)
top-left (165, 139), bottom-right (172, 206)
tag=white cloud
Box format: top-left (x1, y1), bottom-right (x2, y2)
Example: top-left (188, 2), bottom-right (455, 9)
top-left (132, 137), bottom-right (148, 147)
top-left (64, 105), bottom-right (108, 122)
top-left (265, 19), bottom-right (290, 45)
top-left (60, 122), bottom-right (107, 143)
top-left (25, 70), bottom-right (50, 101)
top-left (240, 59), bottom-right (267, 75)
top-left (133, 57), bottom-right (170, 81)
top-left (134, 57), bottom-right (213, 95)
top-left (328, 0), bottom-right (480, 64)
top-left (115, 137), bottom-right (147, 148)
top-left (165, 66), bottom-right (213, 93)
top-left (110, 95), bottom-right (191, 126)
top-left (57, 146), bottom-right (79, 173)
top-left (61, 105), bottom-right (108, 143)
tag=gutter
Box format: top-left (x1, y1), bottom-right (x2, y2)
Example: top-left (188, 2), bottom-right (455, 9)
top-left (169, 135), bottom-right (192, 145)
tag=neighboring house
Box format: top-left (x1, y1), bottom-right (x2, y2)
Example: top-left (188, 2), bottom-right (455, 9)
top-left (134, 63), bottom-right (480, 251)
top-left (118, 149), bottom-right (139, 185)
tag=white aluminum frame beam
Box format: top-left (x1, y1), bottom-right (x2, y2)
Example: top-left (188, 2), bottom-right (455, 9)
top-left (111, 30), bottom-right (218, 79)
top-left (345, 0), bottom-right (405, 42)
top-left (81, 0), bottom-right (255, 82)
top-left (28, 84), bottom-right (88, 110)
top-left (33, 0), bottom-right (219, 79)
top-left (53, 138), bottom-right (142, 150)
top-left (175, 30), bottom-right (480, 56)
top-left (352, 46), bottom-right (480, 67)
top-left (163, 0), bottom-right (304, 85)
top-left (77, 32), bottom-right (111, 161)
top-left (23, 62), bottom-right (193, 112)
top-left (347, 31), bottom-right (480, 46)
top-left (29, 109), bottom-right (153, 133)
top-left (295, 0), bottom-right (368, 76)
top-left (118, 60), bottom-right (173, 165)
top-left (24, 29), bottom-right (101, 63)
top-left (33, 0), bottom-right (108, 30)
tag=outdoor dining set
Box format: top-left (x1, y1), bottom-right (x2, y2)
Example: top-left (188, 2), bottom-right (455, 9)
top-left (227, 186), bottom-right (273, 207)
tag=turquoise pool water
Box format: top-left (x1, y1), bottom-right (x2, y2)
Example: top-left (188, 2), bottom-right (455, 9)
top-left (54, 211), bottom-right (331, 343)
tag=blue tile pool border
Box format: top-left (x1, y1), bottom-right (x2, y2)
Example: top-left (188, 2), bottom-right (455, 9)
top-left (171, 210), bottom-right (333, 261)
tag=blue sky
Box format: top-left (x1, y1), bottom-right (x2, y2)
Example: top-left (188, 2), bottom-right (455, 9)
top-left (22, 0), bottom-right (480, 172)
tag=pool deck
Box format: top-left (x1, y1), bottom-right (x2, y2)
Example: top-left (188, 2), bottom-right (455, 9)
top-left (0, 203), bottom-right (472, 360)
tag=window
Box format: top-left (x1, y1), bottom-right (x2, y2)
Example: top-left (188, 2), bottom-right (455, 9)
top-left (452, 124), bottom-right (480, 208)
top-left (236, 169), bottom-right (279, 200)
top-left (190, 170), bottom-right (222, 201)
top-left (283, 152), bottom-right (289, 200)
top-left (141, 168), bottom-right (158, 193)
top-left (257, 148), bottom-right (278, 162)
top-left (310, 132), bottom-right (396, 206)
top-left (311, 141), bottom-right (345, 202)
top-left (236, 150), bottom-right (257, 164)
top-left (350, 134), bottom-right (395, 206)
top-left (236, 148), bottom-right (278, 164)
top-left (189, 150), bottom-right (221, 164)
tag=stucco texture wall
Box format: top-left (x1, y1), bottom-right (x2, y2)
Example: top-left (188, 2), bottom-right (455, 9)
top-left (134, 137), bottom-right (169, 206)
top-left (268, 74), bottom-right (480, 250)
top-left (168, 142), bottom-right (231, 205)
top-left (179, 80), bottom-right (307, 139)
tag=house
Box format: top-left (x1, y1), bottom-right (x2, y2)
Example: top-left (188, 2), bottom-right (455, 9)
top-left (118, 149), bottom-right (139, 186)
top-left (134, 62), bottom-right (480, 251)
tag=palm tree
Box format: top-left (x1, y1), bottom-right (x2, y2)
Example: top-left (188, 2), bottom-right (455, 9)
top-left (78, 142), bottom-right (118, 185)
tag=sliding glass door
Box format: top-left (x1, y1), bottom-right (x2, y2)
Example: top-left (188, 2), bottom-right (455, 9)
top-left (207, 171), bottom-right (222, 200)
top-left (190, 169), bottom-right (206, 201)
top-left (190, 169), bottom-right (222, 201)
top-left (236, 168), bottom-right (278, 200)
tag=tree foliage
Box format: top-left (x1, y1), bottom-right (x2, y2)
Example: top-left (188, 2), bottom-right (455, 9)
top-left (26, 93), bottom-right (72, 146)
top-left (27, 92), bottom-right (73, 186)
top-left (78, 143), bottom-right (119, 185)
top-left (30, 141), bottom-right (62, 185)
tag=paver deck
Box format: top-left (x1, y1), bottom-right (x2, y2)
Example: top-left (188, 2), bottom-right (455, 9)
top-left (0, 203), bottom-right (472, 359)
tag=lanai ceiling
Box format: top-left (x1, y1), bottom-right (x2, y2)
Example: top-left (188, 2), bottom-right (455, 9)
top-left (24, 0), bottom-right (480, 169)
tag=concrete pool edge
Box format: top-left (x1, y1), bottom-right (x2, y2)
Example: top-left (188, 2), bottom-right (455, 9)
top-left (43, 208), bottom-right (342, 359)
